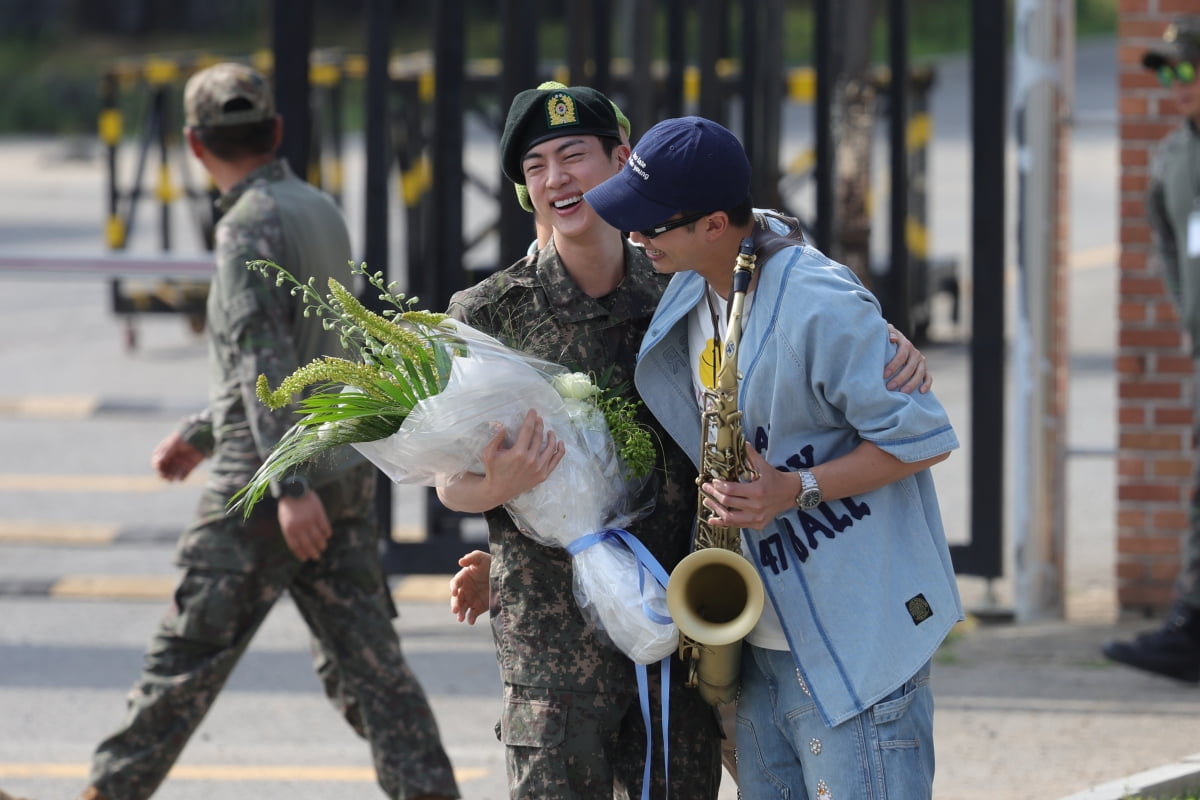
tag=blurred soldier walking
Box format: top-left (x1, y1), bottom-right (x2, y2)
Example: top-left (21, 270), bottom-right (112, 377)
top-left (1103, 17), bottom-right (1200, 685)
top-left (75, 62), bottom-right (459, 800)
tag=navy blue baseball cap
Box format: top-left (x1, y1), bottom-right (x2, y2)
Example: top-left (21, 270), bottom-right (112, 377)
top-left (584, 116), bottom-right (751, 233)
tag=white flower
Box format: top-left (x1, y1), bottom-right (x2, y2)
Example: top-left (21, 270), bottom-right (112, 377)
top-left (552, 371), bottom-right (601, 401)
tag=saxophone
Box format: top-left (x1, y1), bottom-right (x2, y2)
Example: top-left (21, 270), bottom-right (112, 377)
top-left (666, 236), bottom-right (766, 705)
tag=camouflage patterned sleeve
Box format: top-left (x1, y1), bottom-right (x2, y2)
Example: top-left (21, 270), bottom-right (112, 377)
top-left (212, 197), bottom-right (302, 467)
top-left (176, 408), bottom-right (215, 456)
top-left (1147, 156), bottom-right (1182, 310)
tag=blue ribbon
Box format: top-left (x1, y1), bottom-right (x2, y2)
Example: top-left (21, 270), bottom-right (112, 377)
top-left (566, 528), bottom-right (674, 626)
top-left (567, 527), bottom-right (674, 800)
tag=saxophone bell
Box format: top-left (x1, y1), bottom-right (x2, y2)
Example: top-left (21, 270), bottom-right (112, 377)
top-left (666, 546), bottom-right (766, 704)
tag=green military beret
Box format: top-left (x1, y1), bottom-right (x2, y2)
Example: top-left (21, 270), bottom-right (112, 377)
top-left (512, 81), bottom-right (632, 213)
top-left (500, 85), bottom-right (622, 185)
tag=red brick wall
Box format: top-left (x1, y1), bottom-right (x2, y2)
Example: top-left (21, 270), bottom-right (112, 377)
top-left (1116, 1), bottom-right (1190, 613)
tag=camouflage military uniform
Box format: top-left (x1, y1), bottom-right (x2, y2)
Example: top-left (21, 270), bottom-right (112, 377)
top-left (88, 159), bottom-right (459, 800)
top-left (447, 239), bottom-right (722, 799)
top-left (1148, 118), bottom-right (1200, 606)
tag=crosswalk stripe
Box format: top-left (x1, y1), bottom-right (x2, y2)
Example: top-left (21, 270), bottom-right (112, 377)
top-left (0, 761), bottom-right (489, 783)
top-left (391, 574), bottom-right (451, 602)
top-left (0, 574), bottom-right (449, 604)
top-left (0, 473), bottom-right (204, 492)
top-left (50, 575), bottom-right (179, 599)
top-left (0, 521), bottom-right (119, 545)
top-left (0, 394), bottom-right (97, 419)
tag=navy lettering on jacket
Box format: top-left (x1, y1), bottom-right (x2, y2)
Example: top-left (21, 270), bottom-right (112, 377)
top-left (752, 426), bottom-right (872, 574)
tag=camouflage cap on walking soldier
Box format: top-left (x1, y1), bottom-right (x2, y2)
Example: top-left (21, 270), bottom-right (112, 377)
top-left (1142, 15), bottom-right (1200, 71)
top-left (184, 62), bottom-right (275, 128)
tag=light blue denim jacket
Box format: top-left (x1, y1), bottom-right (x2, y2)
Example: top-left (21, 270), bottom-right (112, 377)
top-left (635, 239), bottom-right (963, 727)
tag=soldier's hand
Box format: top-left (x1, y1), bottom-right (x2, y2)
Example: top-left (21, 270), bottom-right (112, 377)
top-left (449, 549), bottom-right (492, 624)
top-left (277, 492), bottom-right (333, 561)
top-left (884, 323), bottom-right (931, 394)
top-left (479, 411), bottom-right (565, 500)
top-left (151, 432), bottom-right (205, 481)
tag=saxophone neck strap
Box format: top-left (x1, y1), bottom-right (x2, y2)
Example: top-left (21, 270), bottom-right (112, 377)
top-left (750, 210), bottom-right (808, 263)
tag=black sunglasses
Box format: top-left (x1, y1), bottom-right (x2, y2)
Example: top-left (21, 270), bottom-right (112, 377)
top-left (637, 211), bottom-right (710, 239)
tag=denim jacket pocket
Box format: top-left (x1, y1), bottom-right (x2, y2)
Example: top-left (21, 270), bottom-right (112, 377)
top-left (870, 667), bottom-right (930, 725)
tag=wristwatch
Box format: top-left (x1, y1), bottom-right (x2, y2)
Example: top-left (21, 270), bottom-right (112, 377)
top-left (277, 475), bottom-right (311, 499)
top-left (795, 469), bottom-right (822, 511)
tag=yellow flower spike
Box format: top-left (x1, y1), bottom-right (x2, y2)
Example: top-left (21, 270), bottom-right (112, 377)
top-left (399, 309), bottom-right (450, 329)
top-left (254, 357), bottom-right (397, 409)
top-left (327, 279), bottom-right (408, 345)
top-left (326, 279), bottom-right (440, 366)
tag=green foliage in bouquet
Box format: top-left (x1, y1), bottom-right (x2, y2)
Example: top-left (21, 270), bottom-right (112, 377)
top-left (231, 259), bottom-right (658, 516)
top-left (231, 260), bottom-right (457, 514)
top-left (584, 367), bottom-right (658, 482)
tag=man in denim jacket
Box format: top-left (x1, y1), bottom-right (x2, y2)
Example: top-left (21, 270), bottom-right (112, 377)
top-left (585, 116), bottom-right (963, 799)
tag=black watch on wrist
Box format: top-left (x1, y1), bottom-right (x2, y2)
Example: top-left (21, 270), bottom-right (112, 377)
top-left (794, 469), bottom-right (822, 511)
top-left (278, 475), bottom-right (311, 499)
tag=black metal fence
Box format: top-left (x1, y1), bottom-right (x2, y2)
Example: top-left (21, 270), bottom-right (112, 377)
top-left (96, 0), bottom-right (1005, 580)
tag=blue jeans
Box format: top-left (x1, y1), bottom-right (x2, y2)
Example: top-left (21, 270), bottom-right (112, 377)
top-left (735, 646), bottom-right (935, 800)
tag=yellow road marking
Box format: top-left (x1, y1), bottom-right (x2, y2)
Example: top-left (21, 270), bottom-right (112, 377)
top-left (0, 762), bottom-right (488, 783)
top-left (0, 521), bottom-right (118, 545)
top-left (0, 521), bottom-right (423, 545)
top-left (50, 575), bottom-right (179, 600)
top-left (0, 473), bottom-right (204, 492)
top-left (391, 523), bottom-right (424, 542)
top-left (0, 394), bottom-right (97, 418)
top-left (23, 574), bottom-right (447, 603)
top-left (392, 574), bottom-right (451, 603)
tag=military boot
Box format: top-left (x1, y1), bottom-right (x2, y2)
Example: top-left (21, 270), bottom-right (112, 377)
top-left (1102, 601), bottom-right (1200, 683)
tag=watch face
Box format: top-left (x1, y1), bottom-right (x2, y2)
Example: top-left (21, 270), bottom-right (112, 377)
top-left (799, 488), bottom-right (822, 510)
top-left (281, 477), bottom-right (308, 498)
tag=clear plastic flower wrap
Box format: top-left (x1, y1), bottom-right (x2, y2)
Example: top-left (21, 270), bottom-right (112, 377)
top-left (234, 262), bottom-right (679, 665)
top-left (352, 321), bottom-right (680, 665)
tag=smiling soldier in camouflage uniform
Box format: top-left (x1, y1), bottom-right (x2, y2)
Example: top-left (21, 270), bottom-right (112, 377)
top-left (75, 63), bottom-right (458, 800)
top-left (439, 84), bottom-right (724, 800)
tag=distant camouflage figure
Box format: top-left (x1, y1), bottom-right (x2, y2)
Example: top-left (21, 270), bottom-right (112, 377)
top-left (440, 84), bottom-right (725, 800)
top-left (76, 62), bottom-right (459, 800)
top-left (1102, 16), bottom-right (1200, 684)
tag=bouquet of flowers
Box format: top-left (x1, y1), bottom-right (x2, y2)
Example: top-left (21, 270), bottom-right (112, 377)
top-left (234, 261), bottom-right (679, 665)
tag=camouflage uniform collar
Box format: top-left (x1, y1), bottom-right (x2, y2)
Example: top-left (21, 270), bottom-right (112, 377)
top-left (216, 157), bottom-right (292, 212)
top-left (535, 238), bottom-right (663, 324)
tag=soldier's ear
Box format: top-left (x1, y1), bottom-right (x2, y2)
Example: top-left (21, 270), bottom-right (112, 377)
top-left (184, 127), bottom-right (204, 159)
top-left (614, 142), bottom-right (631, 171)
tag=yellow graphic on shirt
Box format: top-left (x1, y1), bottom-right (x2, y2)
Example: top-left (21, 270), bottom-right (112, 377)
top-left (700, 336), bottom-right (722, 390)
